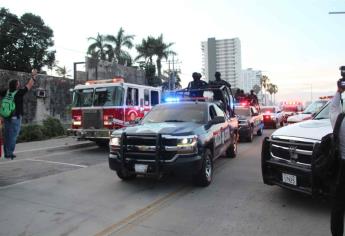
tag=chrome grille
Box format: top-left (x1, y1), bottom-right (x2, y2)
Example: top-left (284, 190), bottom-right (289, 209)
top-left (82, 109), bottom-right (103, 129)
top-left (124, 135), bottom-right (177, 161)
top-left (270, 137), bottom-right (315, 166)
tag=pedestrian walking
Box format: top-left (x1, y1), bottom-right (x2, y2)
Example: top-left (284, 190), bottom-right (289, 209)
top-left (0, 69), bottom-right (37, 159)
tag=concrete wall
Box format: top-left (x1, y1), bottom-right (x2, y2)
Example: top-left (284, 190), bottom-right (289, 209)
top-left (0, 69), bottom-right (74, 124)
top-left (85, 58), bottom-right (146, 85)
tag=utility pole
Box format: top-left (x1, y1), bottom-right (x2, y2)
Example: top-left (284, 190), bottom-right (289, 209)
top-left (172, 55), bottom-right (175, 90)
top-left (164, 58), bottom-right (180, 90)
top-left (73, 61), bottom-right (85, 87)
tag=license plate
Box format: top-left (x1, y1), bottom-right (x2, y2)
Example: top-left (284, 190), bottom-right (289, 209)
top-left (282, 173), bottom-right (297, 186)
top-left (134, 164), bottom-right (148, 174)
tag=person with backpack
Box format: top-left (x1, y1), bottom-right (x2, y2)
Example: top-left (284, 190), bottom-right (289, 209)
top-left (0, 69), bottom-right (37, 159)
top-left (330, 69), bottom-right (345, 236)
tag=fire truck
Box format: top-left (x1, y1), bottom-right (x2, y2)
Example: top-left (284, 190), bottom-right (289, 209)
top-left (280, 101), bottom-right (303, 123)
top-left (68, 78), bottom-right (161, 146)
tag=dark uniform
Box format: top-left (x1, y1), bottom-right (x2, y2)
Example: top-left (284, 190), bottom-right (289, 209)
top-left (187, 72), bottom-right (208, 97)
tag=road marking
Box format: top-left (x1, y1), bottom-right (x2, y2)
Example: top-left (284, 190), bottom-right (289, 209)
top-left (15, 142), bottom-right (93, 154)
top-left (26, 159), bottom-right (88, 168)
top-left (94, 185), bottom-right (187, 236)
top-left (0, 179), bottom-right (37, 190)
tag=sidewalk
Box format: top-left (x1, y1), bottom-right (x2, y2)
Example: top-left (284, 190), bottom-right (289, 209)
top-left (14, 137), bottom-right (94, 154)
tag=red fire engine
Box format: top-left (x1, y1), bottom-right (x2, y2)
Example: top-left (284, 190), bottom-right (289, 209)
top-left (68, 78), bottom-right (161, 145)
top-left (280, 101), bottom-right (303, 123)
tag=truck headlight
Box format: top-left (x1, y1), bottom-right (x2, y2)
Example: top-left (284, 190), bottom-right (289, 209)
top-left (177, 136), bottom-right (197, 147)
top-left (110, 136), bottom-right (121, 146)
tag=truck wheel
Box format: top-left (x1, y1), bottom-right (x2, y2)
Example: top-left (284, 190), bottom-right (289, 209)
top-left (226, 137), bottom-right (237, 158)
top-left (194, 149), bottom-right (213, 187)
top-left (116, 167), bottom-right (136, 181)
top-left (247, 128), bottom-right (253, 142)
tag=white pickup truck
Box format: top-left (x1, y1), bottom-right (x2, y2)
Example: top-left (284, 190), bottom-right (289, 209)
top-left (261, 100), bottom-right (339, 196)
top-left (287, 98), bottom-right (331, 124)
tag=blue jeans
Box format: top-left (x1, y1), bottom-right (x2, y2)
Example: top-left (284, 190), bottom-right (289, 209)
top-left (3, 116), bottom-right (21, 157)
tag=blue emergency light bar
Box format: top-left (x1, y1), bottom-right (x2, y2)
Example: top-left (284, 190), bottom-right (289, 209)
top-left (164, 97), bottom-right (180, 103)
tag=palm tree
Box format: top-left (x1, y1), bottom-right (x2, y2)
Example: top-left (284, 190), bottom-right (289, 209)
top-left (135, 36), bottom-right (156, 64)
top-left (272, 84), bottom-right (278, 105)
top-left (152, 34), bottom-right (176, 78)
top-left (55, 65), bottom-right (71, 78)
top-left (260, 75), bottom-right (270, 105)
top-left (266, 83), bottom-right (275, 105)
top-left (106, 27), bottom-right (134, 65)
top-left (87, 33), bottom-right (112, 61)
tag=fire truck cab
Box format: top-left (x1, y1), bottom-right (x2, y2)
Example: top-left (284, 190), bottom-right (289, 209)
top-left (68, 78), bottom-right (161, 145)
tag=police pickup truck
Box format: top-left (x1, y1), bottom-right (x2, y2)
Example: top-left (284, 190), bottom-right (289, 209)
top-left (108, 98), bottom-right (239, 187)
top-left (262, 100), bottom-right (340, 196)
top-left (235, 104), bottom-right (263, 142)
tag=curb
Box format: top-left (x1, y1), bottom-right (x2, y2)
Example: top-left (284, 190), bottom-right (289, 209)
top-left (15, 141), bottom-right (96, 156)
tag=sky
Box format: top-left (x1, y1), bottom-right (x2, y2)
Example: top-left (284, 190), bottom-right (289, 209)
top-left (1, 0), bottom-right (345, 103)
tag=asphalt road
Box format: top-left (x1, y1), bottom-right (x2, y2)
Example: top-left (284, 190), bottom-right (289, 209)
top-left (0, 129), bottom-right (332, 236)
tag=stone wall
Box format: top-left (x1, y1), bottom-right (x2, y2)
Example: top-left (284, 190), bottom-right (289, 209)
top-left (0, 69), bottom-right (74, 124)
top-left (85, 57), bottom-right (147, 85)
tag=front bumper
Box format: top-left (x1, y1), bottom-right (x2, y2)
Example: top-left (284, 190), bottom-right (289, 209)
top-left (67, 128), bottom-right (112, 140)
top-left (108, 152), bottom-right (203, 176)
top-left (261, 137), bottom-right (325, 196)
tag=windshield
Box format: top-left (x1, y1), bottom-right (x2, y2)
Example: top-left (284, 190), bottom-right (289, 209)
top-left (235, 107), bottom-right (250, 116)
top-left (72, 86), bottom-right (124, 107)
top-left (303, 100), bottom-right (327, 114)
top-left (261, 107), bottom-right (275, 113)
top-left (72, 89), bottom-right (94, 107)
top-left (314, 101), bottom-right (345, 120)
top-left (94, 86), bottom-right (124, 106)
top-left (142, 104), bottom-right (206, 124)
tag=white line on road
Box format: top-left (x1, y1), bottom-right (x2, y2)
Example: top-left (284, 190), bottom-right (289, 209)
top-left (26, 159), bottom-right (88, 168)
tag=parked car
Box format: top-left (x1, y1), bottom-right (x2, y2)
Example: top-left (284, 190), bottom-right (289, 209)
top-left (235, 105), bottom-right (263, 142)
top-left (261, 106), bottom-right (284, 128)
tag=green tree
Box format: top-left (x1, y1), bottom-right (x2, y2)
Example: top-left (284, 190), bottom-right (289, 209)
top-left (260, 75), bottom-right (270, 105)
top-left (55, 65), bottom-right (71, 78)
top-left (106, 27), bottom-right (134, 66)
top-left (272, 84), bottom-right (278, 105)
top-left (0, 8), bottom-right (56, 72)
top-left (87, 33), bottom-right (112, 61)
top-left (152, 34), bottom-right (176, 78)
top-left (135, 36), bottom-right (156, 64)
top-left (267, 83), bottom-right (275, 105)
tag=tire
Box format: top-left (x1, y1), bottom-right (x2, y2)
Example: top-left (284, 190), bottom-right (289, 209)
top-left (116, 167), bottom-right (136, 181)
top-left (257, 127), bottom-right (263, 136)
top-left (194, 149), bottom-right (213, 187)
top-left (247, 127), bottom-right (253, 142)
top-left (226, 136), bottom-right (237, 158)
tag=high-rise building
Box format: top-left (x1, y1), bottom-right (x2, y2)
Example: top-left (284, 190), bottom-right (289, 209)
top-left (239, 68), bottom-right (262, 93)
top-left (201, 37), bottom-right (242, 87)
